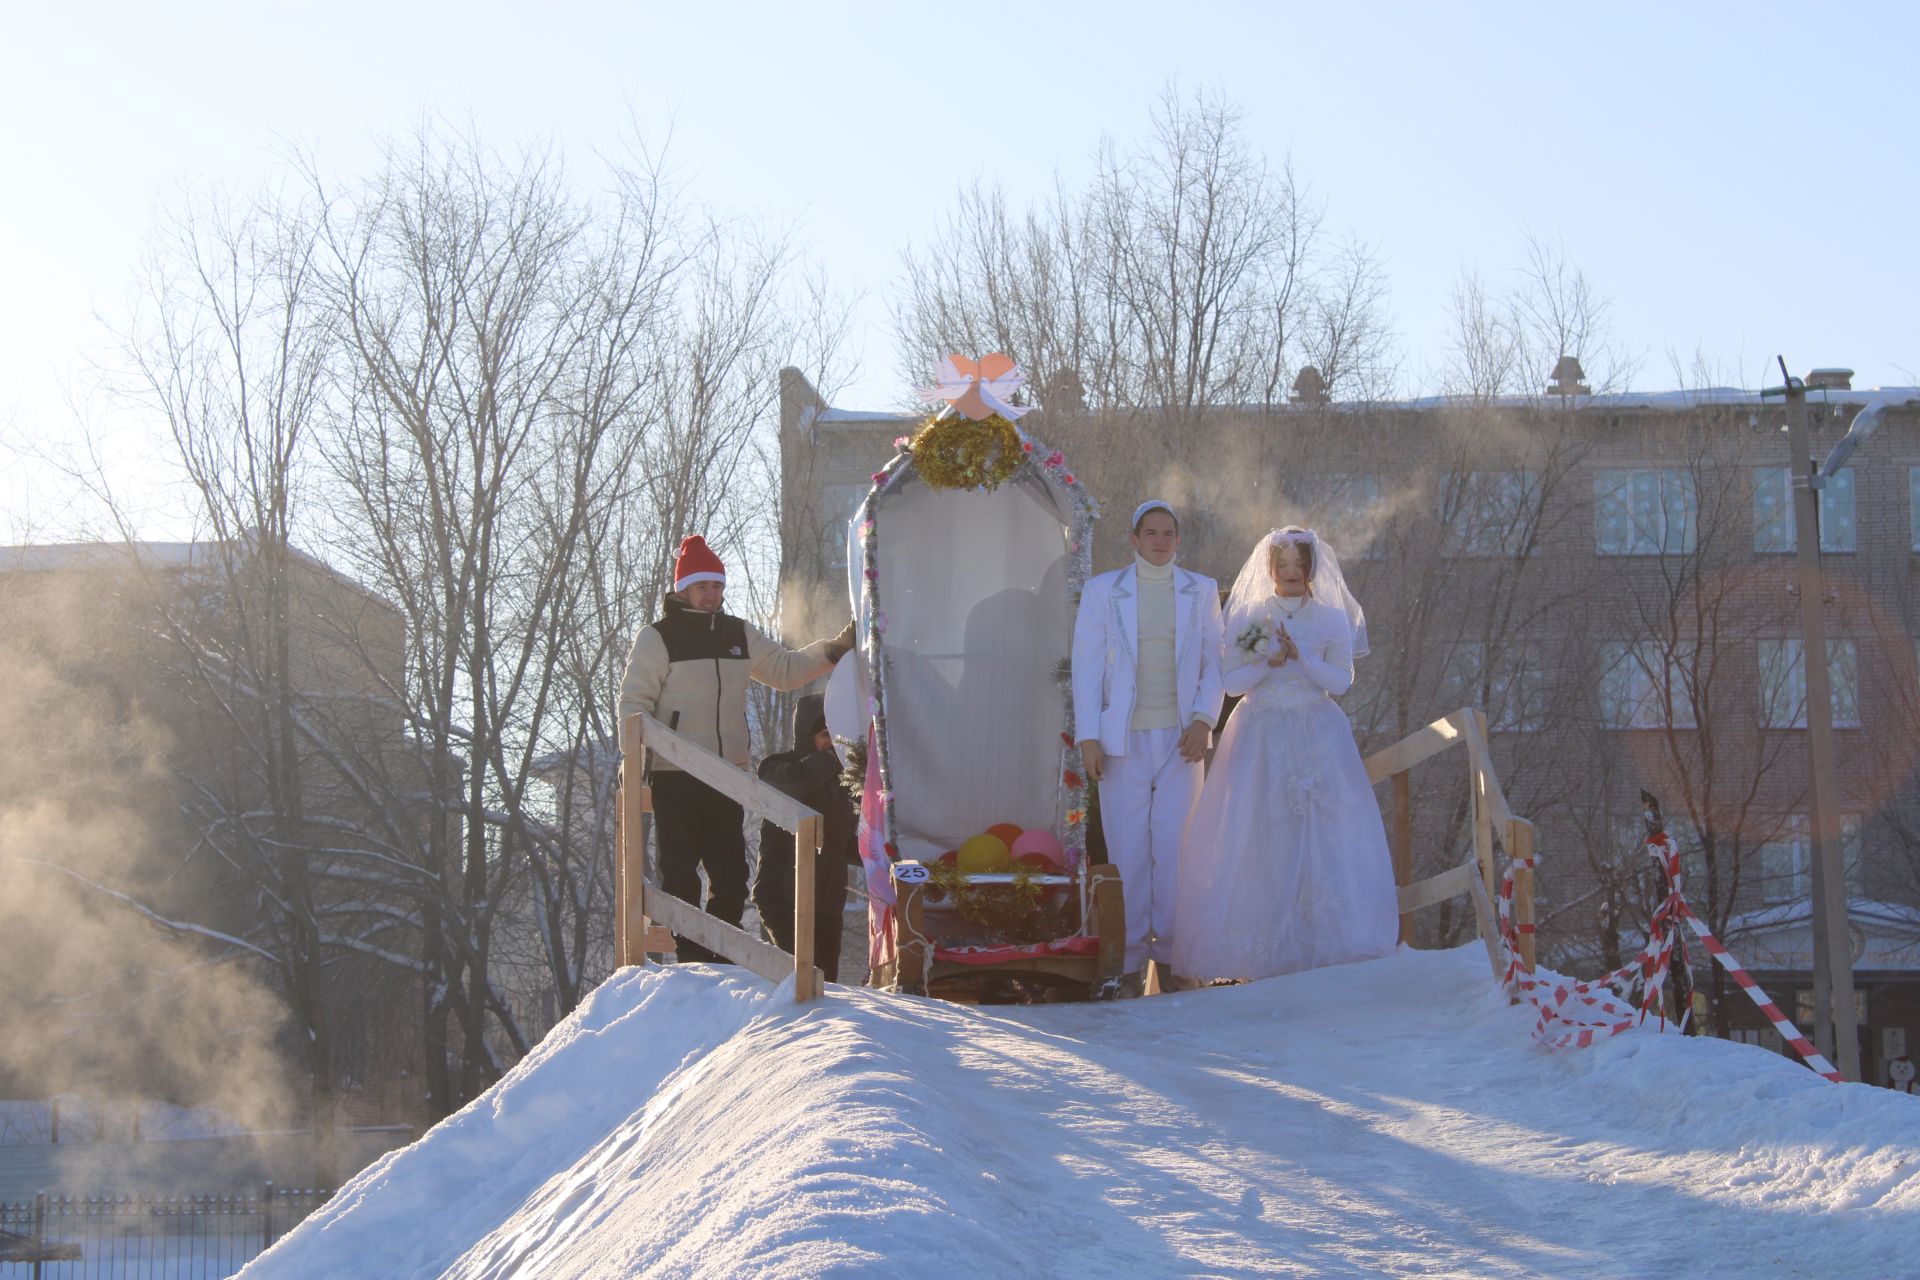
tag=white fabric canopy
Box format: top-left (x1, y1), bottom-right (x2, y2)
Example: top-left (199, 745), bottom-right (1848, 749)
top-left (864, 469), bottom-right (1072, 862)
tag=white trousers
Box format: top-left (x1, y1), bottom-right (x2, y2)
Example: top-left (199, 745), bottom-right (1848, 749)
top-left (1099, 725), bottom-right (1202, 972)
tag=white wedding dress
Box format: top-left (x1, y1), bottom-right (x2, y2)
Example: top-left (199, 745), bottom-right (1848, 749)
top-left (1172, 593), bottom-right (1399, 982)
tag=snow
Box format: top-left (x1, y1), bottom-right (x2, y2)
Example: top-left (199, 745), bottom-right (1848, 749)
top-left (1390, 386), bottom-right (1920, 413)
top-left (793, 387), bottom-right (1920, 427)
top-left (798, 406), bottom-right (917, 433)
top-left (242, 946), bottom-right (1920, 1279)
top-left (0, 537), bottom-right (386, 605)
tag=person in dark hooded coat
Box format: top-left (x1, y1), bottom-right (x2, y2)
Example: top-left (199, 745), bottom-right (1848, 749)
top-left (754, 693), bottom-right (859, 981)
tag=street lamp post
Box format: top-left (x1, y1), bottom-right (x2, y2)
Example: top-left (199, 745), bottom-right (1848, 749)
top-left (1763, 357), bottom-right (1869, 1082)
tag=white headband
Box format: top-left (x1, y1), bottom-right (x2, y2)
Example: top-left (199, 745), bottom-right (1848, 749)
top-left (1132, 500), bottom-right (1176, 529)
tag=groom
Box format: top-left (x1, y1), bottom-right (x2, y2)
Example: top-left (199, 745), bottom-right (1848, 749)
top-left (1072, 501), bottom-right (1224, 993)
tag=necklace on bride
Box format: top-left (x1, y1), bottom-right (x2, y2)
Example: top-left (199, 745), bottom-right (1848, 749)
top-left (1272, 593), bottom-right (1309, 619)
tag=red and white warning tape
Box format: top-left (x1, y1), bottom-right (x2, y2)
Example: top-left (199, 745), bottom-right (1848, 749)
top-left (1496, 826), bottom-right (1843, 1083)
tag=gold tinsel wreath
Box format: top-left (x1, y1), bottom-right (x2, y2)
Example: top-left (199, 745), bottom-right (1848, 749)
top-left (908, 412), bottom-right (1024, 492)
top-left (928, 861), bottom-right (1076, 943)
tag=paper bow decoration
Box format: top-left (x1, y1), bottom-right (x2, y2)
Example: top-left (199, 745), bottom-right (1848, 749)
top-left (918, 352), bottom-right (1032, 421)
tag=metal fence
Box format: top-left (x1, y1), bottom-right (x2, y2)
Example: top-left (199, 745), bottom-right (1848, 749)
top-left (0, 1185), bottom-right (330, 1279)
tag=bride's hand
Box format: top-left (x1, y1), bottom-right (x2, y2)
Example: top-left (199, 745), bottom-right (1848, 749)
top-left (1267, 625), bottom-right (1299, 667)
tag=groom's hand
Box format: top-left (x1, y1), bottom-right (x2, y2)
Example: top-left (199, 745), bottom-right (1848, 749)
top-left (1079, 740), bottom-right (1105, 783)
top-left (1178, 722), bottom-right (1210, 762)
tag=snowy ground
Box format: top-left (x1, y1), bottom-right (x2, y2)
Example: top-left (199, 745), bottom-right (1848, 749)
top-left (242, 947), bottom-right (1920, 1279)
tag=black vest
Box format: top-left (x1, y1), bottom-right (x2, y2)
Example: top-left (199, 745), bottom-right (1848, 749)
top-left (653, 594), bottom-right (750, 663)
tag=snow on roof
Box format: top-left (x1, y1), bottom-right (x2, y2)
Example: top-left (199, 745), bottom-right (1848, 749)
top-left (1388, 385), bottom-right (1920, 413)
top-left (243, 944), bottom-right (1920, 1279)
top-left (1726, 897), bottom-right (1920, 938)
top-left (802, 386), bottom-right (1920, 425)
top-left (0, 538), bottom-right (392, 610)
top-left (0, 541), bottom-right (212, 573)
top-left (796, 405), bottom-right (918, 433)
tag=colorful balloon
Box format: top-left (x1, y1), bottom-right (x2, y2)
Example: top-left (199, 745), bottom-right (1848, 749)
top-left (957, 833), bottom-right (1012, 873)
top-left (985, 822), bottom-right (1024, 848)
top-left (1009, 828), bottom-right (1066, 872)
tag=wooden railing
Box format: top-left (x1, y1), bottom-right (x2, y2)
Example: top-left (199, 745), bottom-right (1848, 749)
top-left (613, 703), bottom-right (1529, 1003)
top-left (1363, 707), bottom-right (1536, 980)
top-left (615, 713), bottom-right (827, 1002)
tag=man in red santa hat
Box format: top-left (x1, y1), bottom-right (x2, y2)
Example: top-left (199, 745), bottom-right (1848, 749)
top-left (620, 535), bottom-right (855, 961)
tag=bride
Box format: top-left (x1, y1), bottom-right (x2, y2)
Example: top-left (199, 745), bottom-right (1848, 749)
top-left (1172, 527), bottom-right (1399, 983)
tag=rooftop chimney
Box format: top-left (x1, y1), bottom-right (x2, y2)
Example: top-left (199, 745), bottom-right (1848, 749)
top-left (1548, 355), bottom-right (1591, 397)
top-left (1042, 367), bottom-right (1087, 413)
top-left (1805, 368), bottom-right (1854, 392)
top-left (1291, 366), bottom-right (1329, 405)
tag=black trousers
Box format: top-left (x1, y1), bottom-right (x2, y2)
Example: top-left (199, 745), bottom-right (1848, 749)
top-left (754, 834), bottom-right (849, 983)
top-left (650, 770), bottom-right (748, 962)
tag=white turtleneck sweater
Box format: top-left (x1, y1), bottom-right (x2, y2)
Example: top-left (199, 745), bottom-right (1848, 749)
top-left (1129, 553), bottom-right (1180, 732)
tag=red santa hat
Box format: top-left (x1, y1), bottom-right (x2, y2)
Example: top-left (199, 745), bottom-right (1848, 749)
top-left (673, 535), bottom-right (726, 592)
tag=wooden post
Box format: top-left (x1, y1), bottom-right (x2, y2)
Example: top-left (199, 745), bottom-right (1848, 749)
top-left (894, 867), bottom-right (930, 995)
top-left (1507, 817), bottom-right (1536, 972)
top-left (614, 771), bottom-right (627, 968)
top-left (1467, 862), bottom-right (1504, 982)
top-left (1391, 770), bottom-right (1414, 944)
top-left (621, 715), bottom-right (649, 968)
top-left (794, 814), bottom-right (821, 1002)
top-left (1464, 709), bottom-right (1497, 904)
top-left (1090, 864), bottom-right (1125, 982)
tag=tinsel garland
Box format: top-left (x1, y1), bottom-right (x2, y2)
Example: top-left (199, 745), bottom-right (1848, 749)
top-left (907, 412), bottom-right (1024, 492)
top-left (927, 862), bottom-right (1077, 944)
top-left (837, 735), bottom-right (867, 803)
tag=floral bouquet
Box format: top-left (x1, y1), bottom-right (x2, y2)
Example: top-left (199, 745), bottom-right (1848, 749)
top-left (1234, 618), bottom-right (1274, 658)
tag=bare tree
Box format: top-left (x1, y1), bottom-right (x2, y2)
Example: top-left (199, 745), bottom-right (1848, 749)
top-left (1091, 87), bottom-right (1316, 421)
top-left (304, 124), bottom-right (649, 1111)
top-left (1321, 398), bottom-right (1597, 947)
top-left (1439, 270), bottom-right (1522, 402)
top-left (1299, 239), bottom-right (1398, 404)
top-left (91, 186), bottom-right (386, 1180)
top-left (898, 86), bottom-right (1326, 425)
top-left (1562, 417), bottom-right (1806, 1034)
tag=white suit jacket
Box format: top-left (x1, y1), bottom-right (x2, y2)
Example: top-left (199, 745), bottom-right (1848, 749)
top-left (1071, 563), bottom-right (1225, 756)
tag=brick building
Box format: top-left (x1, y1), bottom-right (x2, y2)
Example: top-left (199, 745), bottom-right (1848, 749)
top-left (778, 367), bottom-right (1920, 1081)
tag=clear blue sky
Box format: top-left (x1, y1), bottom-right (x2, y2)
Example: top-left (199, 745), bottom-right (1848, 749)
top-left (4, 1), bottom-right (1916, 538)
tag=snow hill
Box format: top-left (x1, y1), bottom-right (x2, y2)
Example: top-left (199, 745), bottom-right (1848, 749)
top-left (242, 947), bottom-right (1920, 1279)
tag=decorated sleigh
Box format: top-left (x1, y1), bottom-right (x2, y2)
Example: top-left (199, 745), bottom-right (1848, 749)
top-left (825, 356), bottom-right (1125, 1001)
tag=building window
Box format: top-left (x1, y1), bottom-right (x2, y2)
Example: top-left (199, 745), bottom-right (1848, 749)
top-left (1594, 468), bottom-right (1696, 555)
top-left (1300, 473), bottom-right (1384, 560)
top-left (1442, 471), bottom-right (1536, 557)
top-left (1757, 638), bottom-right (1861, 728)
top-left (1439, 641), bottom-right (1546, 731)
top-left (1795, 986), bottom-right (1870, 1028)
top-left (1763, 815), bottom-right (1865, 902)
top-left (1754, 465), bottom-right (1855, 553)
top-left (820, 483), bottom-right (869, 571)
top-left (1598, 640), bottom-right (1697, 729)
